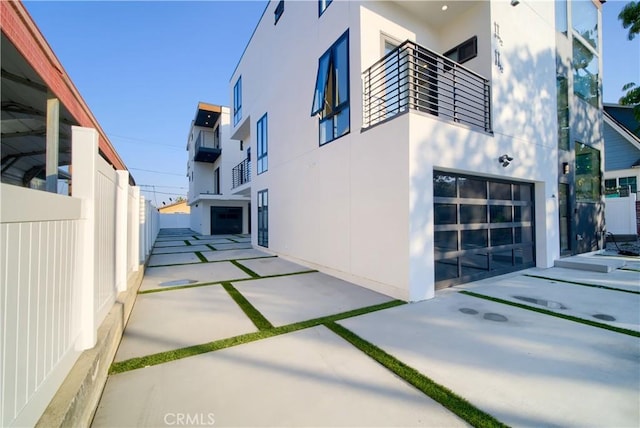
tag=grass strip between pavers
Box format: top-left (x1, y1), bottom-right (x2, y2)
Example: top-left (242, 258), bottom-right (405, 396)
top-left (324, 321), bottom-right (508, 428)
top-left (221, 282), bottom-right (273, 330)
top-left (523, 274), bottom-right (640, 295)
top-left (460, 290), bottom-right (640, 338)
top-left (194, 252), bottom-right (208, 263)
top-left (230, 259), bottom-right (260, 278)
top-left (184, 240), bottom-right (192, 246)
top-left (622, 267), bottom-right (640, 273)
top-left (109, 300), bottom-right (405, 374)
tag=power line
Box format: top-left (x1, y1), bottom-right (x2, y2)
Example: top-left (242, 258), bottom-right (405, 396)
top-left (139, 184), bottom-right (187, 189)
top-left (140, 189), bottom-right (187, 196)
top-left (129, 167), bottom-right (185, 176)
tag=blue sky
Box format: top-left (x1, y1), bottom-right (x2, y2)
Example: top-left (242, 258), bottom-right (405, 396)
top-left (24, 0), bottom-right (639, 206)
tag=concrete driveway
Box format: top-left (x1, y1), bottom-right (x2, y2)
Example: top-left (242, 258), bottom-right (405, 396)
top-left (92, 230), bottom-right (640, 427)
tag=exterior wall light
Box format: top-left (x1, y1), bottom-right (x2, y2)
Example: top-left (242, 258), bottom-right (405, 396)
top-left (499, 154), bottom-right (514, 167)
top-left (510, 0), bottom-right (520, 6)
top-left (562, 162), bottom-right (570, 175)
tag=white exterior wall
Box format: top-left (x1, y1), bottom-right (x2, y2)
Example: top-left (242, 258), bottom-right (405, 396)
top-left (231, 0), bottom-right (564, 301)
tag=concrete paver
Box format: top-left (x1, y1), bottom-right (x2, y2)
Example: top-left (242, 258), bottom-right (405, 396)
top-left (200, 248), bottom-right (271, 262)
top-left (338, 291), bottom-right (640, 427)
top-left (140, 262), bottom-right (251, 291)
top-left (154, 240), bottom-right (189, 247)
top-left (114, 286), bottom-right (257, 361)
top-left (236, 257), bottom-right (312, 277)
top-left (526, 266), bottom-right (640, 292)
top-left (460, 274), bottom-right (640, 331)
top-left (152, 245), bottom-right (211, 255)
top-left (147, 253), bottom-right (201, 267)
top-left (187, 239), bottom-right (234, 245)
top-left (95, 326), bottom-right (467, 427)
top-left (210, 242), bottom-right (253, 251)
top-left (233, 272), bottom-right (393, 326)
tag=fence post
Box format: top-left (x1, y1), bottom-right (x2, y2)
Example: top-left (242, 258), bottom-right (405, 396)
top-left (131, 186), bottom-right (141, 272)
top-left (115, 171), bottom-right (129, 292)
top-left (71, 126), bottom-right (97, 350)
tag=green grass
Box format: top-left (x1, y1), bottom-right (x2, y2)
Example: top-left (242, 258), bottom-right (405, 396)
top-left (221, 282), bottom-right (273, 330)
top-left (183, 240), bottom-right (192, 246)
top-left (325, 322), bottom-right (507, 428)
top-left (109, 299), bottom-right (405, 374)
top-left (230, 259), bottom-right (260, 278)
top-left (194, 252), bottom-right (208, 263)
top-left (523, 274), bottom-right (640, 295)
top-left (460, 290), bottom-right (640, 337)
top-left (206, 244), bottom-right (217, 251)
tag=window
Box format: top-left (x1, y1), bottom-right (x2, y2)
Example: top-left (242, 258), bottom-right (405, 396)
top-left (619, 176), bottom-right (638, 193)
top-left (257, 113), bottom-right (268, 174)
top-left (575, 143), bottom-right (601, 202)
top-left (443, 36), bottom-right (477, 65)
top-left (555, 0), bottom-right (567, 34)
top-left (311, 30), bottom-right (350, 145)
top-left (214, 167), bottom-right (220, 194)
top-left (233, 76), bottom-right (242, 125)
top-left (572, 38), bottom-right (599, 108)
top-left (604, 179), bottom-right (617, 190)
top-left (257, 189), bottom-right (268, 247)
top-left (557, 73), bottom-right (570, 150)
top-left (318, 0), bottom-right (332, 16)
top-left (274, 0), bottom-right (284, 24)
top-left (572, 0), bottom-right (598, 49)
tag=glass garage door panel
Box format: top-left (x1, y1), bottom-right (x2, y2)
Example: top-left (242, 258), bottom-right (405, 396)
top-left (433, 171), bottom-right (535, 288)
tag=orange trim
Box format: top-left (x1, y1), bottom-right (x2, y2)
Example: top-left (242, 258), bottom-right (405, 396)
top-left (1, 0), bottom-right (130, 175)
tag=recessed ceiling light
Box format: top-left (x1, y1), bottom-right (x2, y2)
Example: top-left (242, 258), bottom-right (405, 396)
top-left (442, 5), bottom-right (448, 11)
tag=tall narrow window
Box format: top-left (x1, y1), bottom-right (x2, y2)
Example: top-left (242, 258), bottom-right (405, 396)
top-left (575, 143), bottom-right (602, 202)
top-left (214, 167), bottom-right (220, 194)
top-left (257, 113), bottom-right (268, 174)
top-left (311, 30), bottom-right (350, 145)
top-left (233, 76), bottom-right (242, 125)
top-left (572, 38), bottom-right (599, 108)
top-left (274, 0), bottom-right (284, 24)
top-left (318, 0), bottom-right (332, 16)
top-left (257, 189), bottom-right (268, 247)
top-left (556, 72), bottom-right (570, 150)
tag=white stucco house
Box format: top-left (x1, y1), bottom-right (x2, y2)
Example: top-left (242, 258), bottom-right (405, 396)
top-left (186, 102), bottom-right (251, 235)
top-left (229, 0), bottom-right (604, 301)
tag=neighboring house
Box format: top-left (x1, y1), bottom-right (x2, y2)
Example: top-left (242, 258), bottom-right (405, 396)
top-left (1, 1), bottom-right (158, 426)
top-left (229, 0), bottom-right (604, 302)
top-left (603, 103), bottom-right (640, 234)
top-left (186, 102), bottom-right (251, 235)
top-left (158, 199), bottom-right (191, 214)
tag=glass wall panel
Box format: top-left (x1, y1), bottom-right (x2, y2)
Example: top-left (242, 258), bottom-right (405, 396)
top-left (489, 182), bottom-right (512, 200)
top-left (575, 143), bottom-right (601, 202)
top-left (460, 204), bottom-right (486, 223)
top-left (490, 205), bottom-right (513, 223)
top-left (573, 38), bottom-right (599, 108)
top-left (572, 0), bottom-right (598, 49)
top-left (434, 173), bottom-right (457, 197)
top-left (491, 250), bottom-right (513, 270)
top-left (491, 228), bottom-right (513, 246)
top-left (459, 177), bottom-right (487, 198)
top-left (434, 231), bottom-right (457, 251)
top-left (435, 258), bottom-right (459, 281)
top-left (434, 204), bottom-right (457, 224)
top-left (461, 229), bottom-right (488, 250)
top-left (461, 254), bottom-right (489, 276)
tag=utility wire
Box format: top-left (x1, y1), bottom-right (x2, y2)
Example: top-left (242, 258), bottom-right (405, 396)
top-left (129, 167), bottom-right (185, 176)
top-left (140, 189), bottom-right (188, 196)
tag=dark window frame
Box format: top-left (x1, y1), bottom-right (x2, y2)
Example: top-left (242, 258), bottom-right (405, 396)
top-left (318, 0), bottom-right (333, 16)
top-left (257, 189), bottom-right (269, 248)
top-left (274, 0), bottom-right (284, 24)
top-left (310, 30), bottom-right (350, 146)
top-left (233, 76), bottom-right (242, 126)
top-left (443, 36), bottom-right (478, 65)
top-left (257, 113), bottom-right (268, 175)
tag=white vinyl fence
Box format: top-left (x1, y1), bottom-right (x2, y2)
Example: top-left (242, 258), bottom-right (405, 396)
top-left (1, 126), bottom-right (159, 427)
top-left (605, 193), bottom-right (638, 235)
top-left (159, 213), bottom-right (191, 229)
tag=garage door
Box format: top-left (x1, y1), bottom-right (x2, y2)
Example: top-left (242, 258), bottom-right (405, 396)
top-left (211, 207), bottom-right (243, 235)
top-left (433, 171), bottom-right (535, 289)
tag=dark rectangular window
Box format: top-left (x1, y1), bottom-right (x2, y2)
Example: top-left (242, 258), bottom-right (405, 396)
top-left (318, 0), bottom-right (332, 16)
top-left (460, 204), bottom-right (486, 224)
top-left (575, 143), bottom-right (602, 202)
top-left (257, 189), bottom-right (268, 247)
top-left (443, 36), bottom-right (477, 65)
top-left (311, 30), bottom-right (350, 145)
top-left (257, 113), bottom-right (268, 174)
top-left (233, 76), bottom-right (242, 125)
top-left (214, 167), bottom-right (220, 194)
top-left (274, 0), bottom-right (284, 24)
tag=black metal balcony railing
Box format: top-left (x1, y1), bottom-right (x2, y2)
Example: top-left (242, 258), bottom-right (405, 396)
top-left (194, 131), bottom-right (221, 163)
top-left (232, 158), bottom-right (251, 189)
top-left (363, 40), bottom-right (492, 133)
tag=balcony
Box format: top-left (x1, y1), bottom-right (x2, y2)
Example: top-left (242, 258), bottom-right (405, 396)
top-left (362, 40), bottom-right (492, 133)
top-left (232, 157), bottom-right (251, 189)
top-left (194, 130), bottom-right (221, 163)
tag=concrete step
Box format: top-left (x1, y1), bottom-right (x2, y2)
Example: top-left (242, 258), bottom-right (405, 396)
top-left (554, 256), bottom-right (626, 273)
